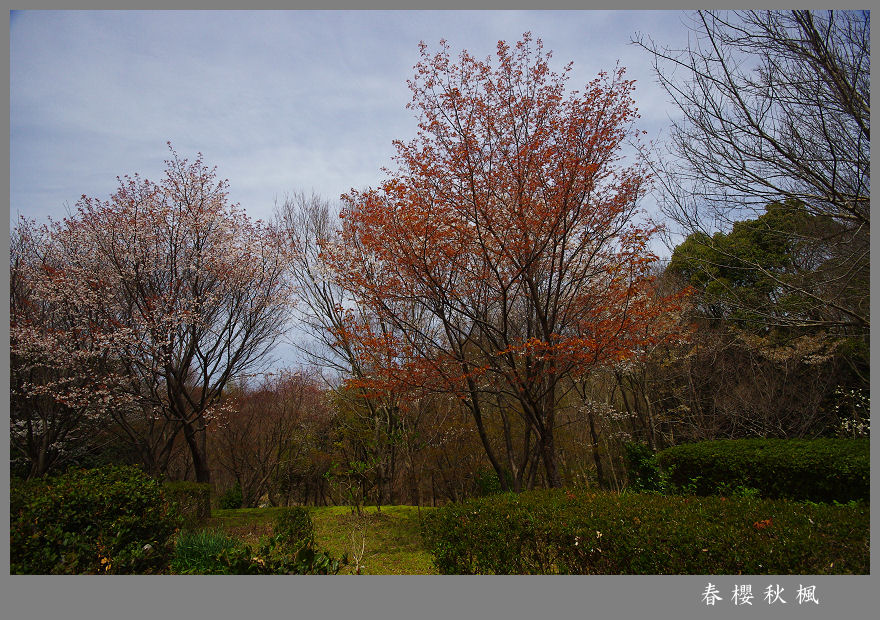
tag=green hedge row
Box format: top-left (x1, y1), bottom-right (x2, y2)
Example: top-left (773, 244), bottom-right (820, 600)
top-left (163, 480), bottom-right (211, 527)
top-left (422, 489), bottom-right (869, 574)
top-left (656, 438), bottom-right (869, 503)
top-left (11, 465), bottom-right (180, 574)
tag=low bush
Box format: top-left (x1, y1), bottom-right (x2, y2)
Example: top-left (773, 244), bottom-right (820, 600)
top-left (473, 467), bottom-right (513, 496)
top-left (422, 489), bottom-right (869, 574)
top-left (623, 442), bottom-right (662, 492)
top-left (163, 480), bottom-right (211, 527)
top-left (217, 482), bottom-right (243, 510)
top-left (272, 506), bottom-right (314, 552)
top-left (10, 465), bottom-right (180, 574)
top-left (170, 507), bottom-right (344, 575)
top-left (657, 438), bottom-right (869, 503)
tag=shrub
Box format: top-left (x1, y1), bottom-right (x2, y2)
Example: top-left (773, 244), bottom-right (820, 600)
top-left (163, 480), bottom-right (211, 527)
top-left (10, 465), bottom-right (180, 574)
top-left (169, 507), bottom-right (343, 575)
top-left (623, 442), bottom-right (662, 492)
top-left (422, 489), bottom-right (869, 574)
top-left (473, 467), bottom-right (513, 496)
top-left (255, 506), bottom-right (343, 574)
top-left (657, 438), bottom-right (869, 502)
top-left (210, 540), bottom-right (343, 575)
top-left (217, 482), bottom-right (243, 509)
top-left (272, 506), bottom-right (314, 552)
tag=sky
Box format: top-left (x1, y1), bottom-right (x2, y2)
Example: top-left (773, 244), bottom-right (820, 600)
top-left (10, 9), bottom-right (696, 370)
top-left (10, 9), bottom-right (695, 227)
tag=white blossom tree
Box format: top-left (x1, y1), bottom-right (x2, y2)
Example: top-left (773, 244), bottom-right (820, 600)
top-left (10, 145), bottom-right (294, 482)
top-left (10, 218), bottom-right (130, 477)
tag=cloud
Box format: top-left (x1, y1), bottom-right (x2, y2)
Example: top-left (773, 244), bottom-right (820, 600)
top-left (11, 9), bottom-right (690, 225)
top-left (10, 9), bottom-right (698, 369)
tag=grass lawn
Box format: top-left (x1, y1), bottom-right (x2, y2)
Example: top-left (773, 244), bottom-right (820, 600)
top-left (207, 504), bottom-right (438, 575)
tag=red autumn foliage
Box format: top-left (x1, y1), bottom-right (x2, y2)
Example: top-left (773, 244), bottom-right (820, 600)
top-left (754, 518), bottom-right (773, 530)
top-left (324, 34), bottom-right (689, 488)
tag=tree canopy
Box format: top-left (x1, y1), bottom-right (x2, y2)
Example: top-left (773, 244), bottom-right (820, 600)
top-left (326, 33), bottom-right (686, 488)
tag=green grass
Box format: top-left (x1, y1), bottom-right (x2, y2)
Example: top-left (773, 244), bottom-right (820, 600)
top-left (208, 506), bottom-right (290, 544)
top-left (206, 504), bottom-right (438, 574)
top-left (171, 528), bottom-right (240, 574)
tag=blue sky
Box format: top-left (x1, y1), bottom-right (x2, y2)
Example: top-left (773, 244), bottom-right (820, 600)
top-left (11, 10), bottom-right (693, 226)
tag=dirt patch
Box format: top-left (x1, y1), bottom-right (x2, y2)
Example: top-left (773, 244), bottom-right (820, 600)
top-left (219, 523), bottom-right (273, 544)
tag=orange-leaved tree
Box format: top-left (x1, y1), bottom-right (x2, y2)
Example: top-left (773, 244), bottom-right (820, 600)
top-left (327, 34), bottom-right (686, 489)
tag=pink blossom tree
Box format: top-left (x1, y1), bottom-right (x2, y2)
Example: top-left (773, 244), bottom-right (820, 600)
top-left (10, 146), bottom-right (294, 482)
top-left (10, 217), bottom-right (130, 477)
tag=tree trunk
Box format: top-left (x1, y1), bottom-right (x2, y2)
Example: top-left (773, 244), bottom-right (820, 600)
top-left (33, 433), bottom-right (51, 478)
top-left (465, 379), bottom-right (511, 491)
top-left (587, 406), bottom-right (605, 487)
top-left (540, 433), bottom-right (562, 488)
top-left (538, 389), bottom-right (562, 488)
top-left (182, 420), bottom-right (211, 484)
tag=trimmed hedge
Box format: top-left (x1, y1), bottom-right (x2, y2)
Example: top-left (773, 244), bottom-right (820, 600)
top-left (10, 465), bottom-right (180, 574)
top-left (422, 489), bottom-right (869, 574)
top-left (163, 480), bottom-right (211, 527)
top-left (656, 438), bottom-right (869, 503)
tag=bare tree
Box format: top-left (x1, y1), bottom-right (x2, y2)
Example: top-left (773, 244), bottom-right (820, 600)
top-left (277, 192), bottom-right (425, 508)
top-left (636, 10), bottom-right (869, 334)
top-left (209, 370), bottom-right (328, 507)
